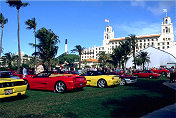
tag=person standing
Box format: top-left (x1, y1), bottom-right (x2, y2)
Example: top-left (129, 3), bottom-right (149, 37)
top-left (169, 66), bottom-right (175, 83)
top-left (36, 63), bottom-right (44, 74)
top-left (23, 67), bottom-right (27, 78)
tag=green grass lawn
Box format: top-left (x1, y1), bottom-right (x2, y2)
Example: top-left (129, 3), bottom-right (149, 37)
top-left (0, 77), bottom-right (176, 118)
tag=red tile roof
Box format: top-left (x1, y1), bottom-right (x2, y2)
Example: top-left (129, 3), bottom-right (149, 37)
top-left (110, 34), bottom-right (161, 42)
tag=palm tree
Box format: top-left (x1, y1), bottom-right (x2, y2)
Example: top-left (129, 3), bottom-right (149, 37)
top-left (0, 13), bottom-right (8, 57)
top-left (98, 51), bottom-right (110, 68)
top-left (119, 40), bottom-right (131, 68)
top-left (110, 47), bottom-right (123, 68)
top-left (127, 34), bottom-right (137, 68)
top-left (3, 52), bottom-right (14, 69)
top-left (25, 18), bottom-right (37, 70)
top-left (6, 0), bottom-right (29, 73)
top-left (34, 27), bottom-right (59, 71)
top-left (71, 45), bottom-right (84, 68)
top-left (136, 51), bottom-right (150, 70)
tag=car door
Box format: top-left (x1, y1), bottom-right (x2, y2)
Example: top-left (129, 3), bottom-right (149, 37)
top-left (140, 71), bottom-right (147, 77)
top-left (30, 72), bottom-right (50, 90)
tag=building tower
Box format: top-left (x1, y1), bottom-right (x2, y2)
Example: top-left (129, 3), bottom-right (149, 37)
top-left (161, 17), bottom-right (174, 35)
top-left (65, 39), bottom-right (67, 54)
top-left (159, 16), bottom-right (175, 47)
top-left (103, 26), bottom-right (114, 46)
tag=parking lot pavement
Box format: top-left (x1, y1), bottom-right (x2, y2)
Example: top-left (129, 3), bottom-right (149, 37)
top-left (141, 81), bottom-right (176, 118)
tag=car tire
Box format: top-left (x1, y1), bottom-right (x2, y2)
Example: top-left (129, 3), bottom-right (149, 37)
top-left (162, 72), bottom-right (166, 76)
top-left (149, 75), bottom-right (153, 79)
top-left (55, 81), bottom-right (66, 93)
top-left (24, 80), bottom-right (29, 89)
top-left (120, 79), bottom-right (126, 86)
top-left (97, 79), bottom-right (107, 88)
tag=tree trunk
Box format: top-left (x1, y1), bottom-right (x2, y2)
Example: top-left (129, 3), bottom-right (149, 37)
top-left (17, 9), bottom-right (21, 74)
top-left (79, 56), bottom-right (81, 69)
top-left (34, 29), bottom-right (37, 71)
top-left (0, 25), bottom-right (3, 57)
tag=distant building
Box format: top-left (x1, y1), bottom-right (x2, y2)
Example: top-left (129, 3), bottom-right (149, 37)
top-left (81, 16), bottom-right (175, 61)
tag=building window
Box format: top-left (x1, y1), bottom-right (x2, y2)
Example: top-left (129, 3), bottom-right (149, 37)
top-left (148, 39), bottom-right (150, 41)
top-left (144, 39), bottom-right (146, 42)
top-left (168, 38), bottom-right (170, 40)
top-left (163, 38), bottom-right (165, 41)
top-left (158, 47), bottom-right (160, 49)
top-left (152, 39), bottom-right (154, 41)
top-left (140, 40), bottom-right (142, 42)
top-left (167, 46), bottom-right (169, 48)
top-left (156, 38), bottom-right (158, 41)
top-left (158, 43), bottom-right (160, 46)
top-left (167, 42), bottom-right (169, 45)
top-left (163, 46), bottom-right (165, 49)
top-left (162, 42), bottom-right (165, 45)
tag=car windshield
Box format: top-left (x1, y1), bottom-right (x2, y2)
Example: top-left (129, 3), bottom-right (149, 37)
top-left (0, 72), bottom-right (16, 78)
top-left (35, 72), bottom-right (51, 77)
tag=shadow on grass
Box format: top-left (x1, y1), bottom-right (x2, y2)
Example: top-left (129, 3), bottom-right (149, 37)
top-left (0, 95), bottom-right (28, 103)
top-left (102, 78), bottom-right (176, 117)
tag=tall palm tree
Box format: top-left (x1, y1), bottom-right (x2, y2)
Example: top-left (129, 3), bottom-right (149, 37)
top-left (0, 13), bottom-right (8, 57)
top-left (71, 45), bottom-right (84, 68)
top-left (6, 0), bottom-right (29, 73)
top-left (25, 18), bottom-right (37, 70)
top-left (127, 34), bottom-right (137, 68)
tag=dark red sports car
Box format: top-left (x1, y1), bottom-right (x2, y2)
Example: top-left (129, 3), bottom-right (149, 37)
top-left (22, 71), bottom-right (87, 93)
top-left (134, 70), bottom-right (160, 79)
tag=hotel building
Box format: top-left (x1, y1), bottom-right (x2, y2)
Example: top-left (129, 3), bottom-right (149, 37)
top-left (81, 16), bottom-right (175, 61)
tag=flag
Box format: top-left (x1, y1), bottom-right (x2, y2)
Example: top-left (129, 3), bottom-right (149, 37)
top-left (105, 19), bottom-right (109, 22)
top-left (163, 9), bottom-right (167, 12)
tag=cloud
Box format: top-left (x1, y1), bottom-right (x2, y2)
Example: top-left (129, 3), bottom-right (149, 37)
top-left (131, 0), bottom-right (146, 8)
top-left (130, 0), bottom-right (175, 16)
top-left (114, 21), bottom-right (161, 37)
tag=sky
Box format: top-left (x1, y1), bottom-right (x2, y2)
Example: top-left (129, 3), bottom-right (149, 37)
top-left (0, 0), bottom-right (176, 57)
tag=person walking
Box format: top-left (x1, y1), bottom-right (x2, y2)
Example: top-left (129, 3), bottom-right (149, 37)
top-left (169, 66), bottom-right (175, 83)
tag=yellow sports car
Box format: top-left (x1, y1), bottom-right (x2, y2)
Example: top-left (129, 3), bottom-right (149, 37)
top-left (80, 71), bottom-right (120, 88)
top-left (0, 78), bottom-right (27, 99)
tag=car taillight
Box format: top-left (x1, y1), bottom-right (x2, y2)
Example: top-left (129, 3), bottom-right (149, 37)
top-left (0, 83), bottom-right (3, 88)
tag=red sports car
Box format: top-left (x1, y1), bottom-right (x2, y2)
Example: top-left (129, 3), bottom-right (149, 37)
top-left (22, 71), bottom-right (87, 93)
top-left (151, 68), bottom-right (169, 75)
top-left (134, 70), bottom-right (160, 79)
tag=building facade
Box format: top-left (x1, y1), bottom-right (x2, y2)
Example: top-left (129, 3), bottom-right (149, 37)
top-left (81, 16), bottom-right (175, 61)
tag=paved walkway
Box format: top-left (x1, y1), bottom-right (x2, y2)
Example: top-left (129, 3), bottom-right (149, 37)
top-left (142, 81), bottom-right (176, 118)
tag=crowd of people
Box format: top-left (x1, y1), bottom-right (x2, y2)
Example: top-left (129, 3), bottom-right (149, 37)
top-left (7, 62), bottom-right (176, 83)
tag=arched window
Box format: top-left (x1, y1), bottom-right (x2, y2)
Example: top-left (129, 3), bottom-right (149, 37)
top-left (166, 27), bottom-right (168, 33)
top-left (165, 19), bottom-right (168, 24)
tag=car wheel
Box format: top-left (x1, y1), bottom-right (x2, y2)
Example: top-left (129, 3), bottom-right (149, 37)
top-left (162, 72), bottom-right (166, 76)
top-left (24, 80), bottom-right (29, 89)
top-left (149, 75), bottom-right (153, 79)
top-left (97, 79), bottom-right (107, 88)
top-left (120, 79), bottom-right (126, 86)
top-left (55, 81), bottom-right (66, 93)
